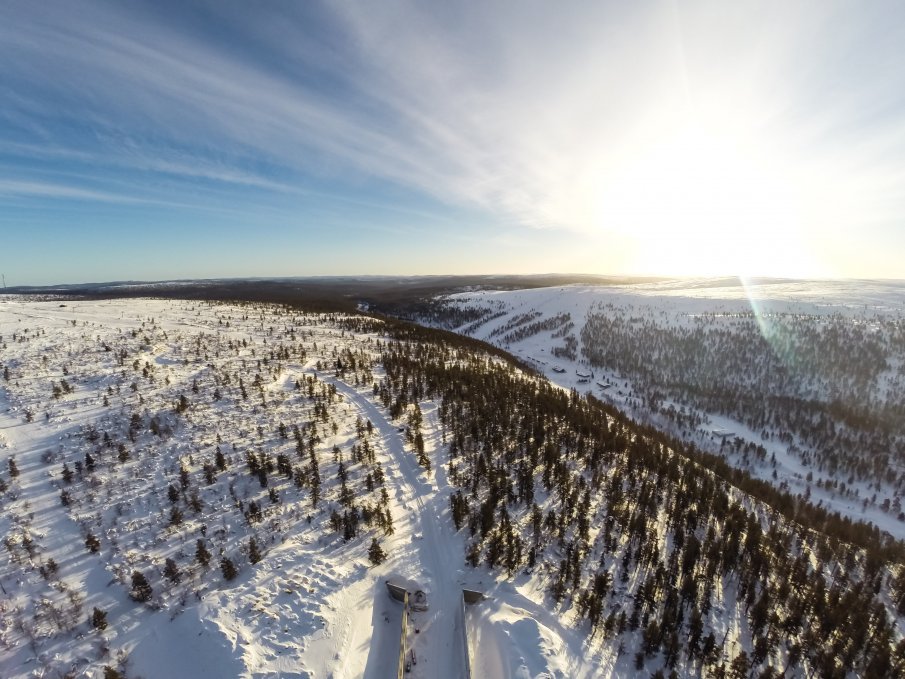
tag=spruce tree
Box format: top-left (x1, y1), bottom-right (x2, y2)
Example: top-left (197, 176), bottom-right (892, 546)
top-left (368, 538), bottom-right (386, 566)
top-left (130, 570), bottom-right (153, 602)
top-left (164, 557), bottom-right (181, 584)
top-left (248, 537), bottom-right (262, 565)
top-left (85, 532), bottom-right (100, 553)
top-left (195, 539), bottom-right (211, 567)
top-left (90, 606), bottom-right (108, 630)
top-left (221, 557), bottom-right (238, 581)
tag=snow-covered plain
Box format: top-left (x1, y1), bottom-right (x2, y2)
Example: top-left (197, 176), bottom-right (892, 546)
top-left (0, 298), bottom-right (601, 679)
top-left (426, 278), bottom-right (905, 541)
top-left (4, 294), bottom-right (904, 679)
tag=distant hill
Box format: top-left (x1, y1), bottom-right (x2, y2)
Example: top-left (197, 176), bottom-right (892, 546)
top-left (3, 274), bottom-right (666, 312)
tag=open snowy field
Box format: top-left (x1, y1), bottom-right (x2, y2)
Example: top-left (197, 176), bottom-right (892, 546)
top-left (2, 296), bottom-right (903, 679)
top-left (0, 297), bottom-right (603, 679)
top-left (424, 278), bottom-right (905, 541)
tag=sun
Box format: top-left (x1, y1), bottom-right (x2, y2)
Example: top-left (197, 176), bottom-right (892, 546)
top-left (589, 118), bottom-right (823, 278)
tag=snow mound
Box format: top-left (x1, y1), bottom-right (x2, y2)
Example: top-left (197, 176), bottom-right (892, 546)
top-left (128, 606), bottom-right (246, 679)
top-left (469, 601), bottom-right (569, 679)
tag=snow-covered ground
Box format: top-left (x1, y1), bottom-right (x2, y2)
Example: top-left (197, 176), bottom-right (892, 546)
top-left (0, 298), bottom-right (595, 679)
top-left (424, 278), bottom-right (905, 541)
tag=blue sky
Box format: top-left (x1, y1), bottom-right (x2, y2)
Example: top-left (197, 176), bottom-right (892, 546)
top-left (2, 0), bottom-right (905, 285)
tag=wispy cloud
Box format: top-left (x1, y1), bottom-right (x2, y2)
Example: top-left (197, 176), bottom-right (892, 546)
top-left (0, 179), bottom-right (157, 204)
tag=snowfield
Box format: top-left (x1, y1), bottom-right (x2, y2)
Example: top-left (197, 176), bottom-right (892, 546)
top-left (0, 298), bottom-right (584, 679)
top-left (2, 296), bottom-right (903, 679)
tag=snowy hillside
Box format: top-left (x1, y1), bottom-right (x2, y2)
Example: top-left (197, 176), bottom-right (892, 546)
top-left (0, 299), bottom-right (471, 678)
top-left (417, 279), bottom-right (905, 542)
top-left (1, 297), bottom-right (903, 679)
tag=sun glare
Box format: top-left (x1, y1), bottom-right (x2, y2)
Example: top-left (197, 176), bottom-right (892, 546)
top-left (590, 118), bottom-right (822, 278)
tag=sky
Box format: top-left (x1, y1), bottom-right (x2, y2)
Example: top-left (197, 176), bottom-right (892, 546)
top-left (2, 0), bottom-right (905, 286)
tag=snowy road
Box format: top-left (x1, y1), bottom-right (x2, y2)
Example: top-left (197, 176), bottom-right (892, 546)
top-left (325, 375), bottom-right (467, 679)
